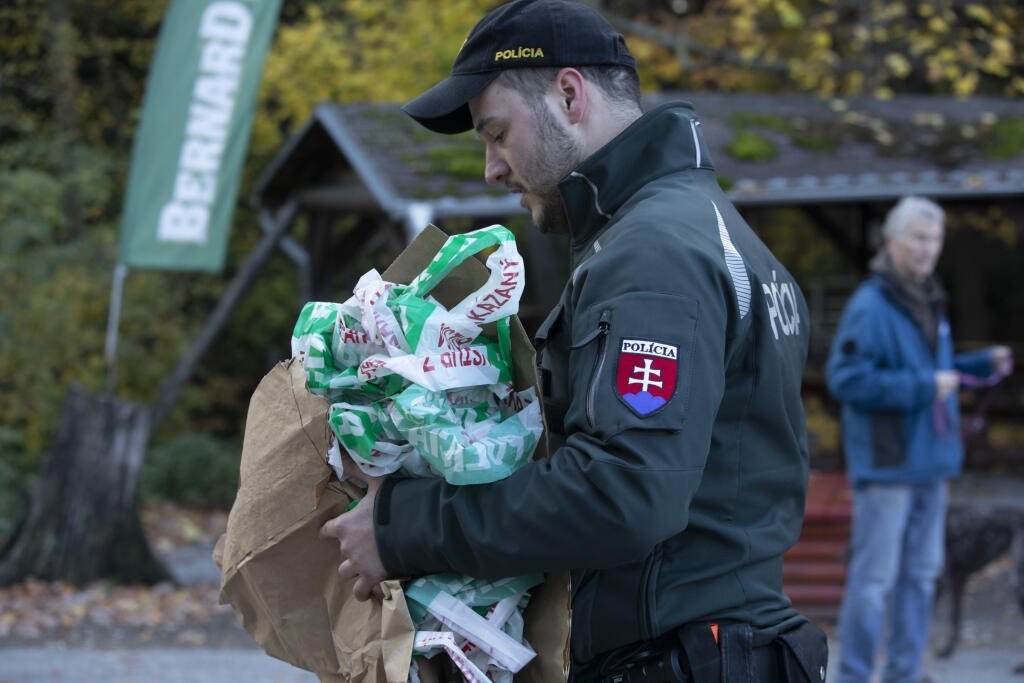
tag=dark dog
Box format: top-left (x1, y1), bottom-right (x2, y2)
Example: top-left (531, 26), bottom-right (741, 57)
top-left (934, 502), bottom-right (1024, 659)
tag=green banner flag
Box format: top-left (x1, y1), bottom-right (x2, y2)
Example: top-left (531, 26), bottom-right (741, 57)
top-left (119, 0), bottom-right (281, 272)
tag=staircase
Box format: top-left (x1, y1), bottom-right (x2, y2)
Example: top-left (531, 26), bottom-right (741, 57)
top-left (784, 470), bottom-right (852, 623)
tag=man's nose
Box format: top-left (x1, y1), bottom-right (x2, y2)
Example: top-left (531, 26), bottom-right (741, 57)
top-left (484, 149), bottom-right (509, 185)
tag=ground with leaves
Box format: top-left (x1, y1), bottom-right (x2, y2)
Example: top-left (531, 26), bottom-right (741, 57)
top-left (2, 484), bottom-right (1023, 663)
top-left (0, 502), bottom-right (251, 650)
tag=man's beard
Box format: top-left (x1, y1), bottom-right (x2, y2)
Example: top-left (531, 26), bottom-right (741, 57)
top-left (526, 104), bottom-right (586, 235)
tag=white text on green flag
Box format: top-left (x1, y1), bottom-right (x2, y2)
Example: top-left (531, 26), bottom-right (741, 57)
top-left (119, 0), bottom-right (281, 272)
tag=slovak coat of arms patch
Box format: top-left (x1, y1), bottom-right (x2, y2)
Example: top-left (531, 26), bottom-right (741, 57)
top-left (615, 338), bottom-right (679, 416)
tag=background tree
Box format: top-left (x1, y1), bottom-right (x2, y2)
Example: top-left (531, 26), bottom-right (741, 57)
top-left (593, 0), bottom-right (1023, 97)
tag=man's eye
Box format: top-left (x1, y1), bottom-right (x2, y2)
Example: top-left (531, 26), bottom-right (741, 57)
top-left (494, 131), bottom-right (505, 143)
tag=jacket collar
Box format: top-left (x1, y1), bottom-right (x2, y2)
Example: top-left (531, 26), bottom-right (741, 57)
top-left (557, 101), bottom-right (714, 257)
top-left (869, 251), bottom-right (947, 351)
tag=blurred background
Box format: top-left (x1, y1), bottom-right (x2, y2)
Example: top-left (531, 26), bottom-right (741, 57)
top-left (1, 0), bottom-right (1022, 680)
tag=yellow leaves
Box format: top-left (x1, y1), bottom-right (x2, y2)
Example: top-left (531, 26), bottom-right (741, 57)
top-left (257, 0), bottom-right (495, 153)
top-left (908, 32), bottom-right (936, 56)
top-left (811, 30), bottom-right (832, 51)
top-left (989, 37), bottom-right (1014, 63)
top-left (676, 0), bottom-right (1022, 97)
top-left (254, 0), bottom-right (1024, 107)
top-left (843, 71), bottom-right (865, 95)
top-left (885, 53), bottom-right (912, 78)
top-left (849, 24), bottom-right (870, 54)
top-left (990, 13), bottom-right (1014, 37)
top-left (965, 3), bottom-right (994, 25)
top-left (629, 37), bottom-right (683, 87)
top-left (774, 0), bottom-right (804, 28)
top-left (739, 44), bottom-right (762, 62)
top-left (953, 70), bottom-right (980, 97)
top-left (879, 2), bottom-right (908, 20)
top-left (732, 13), bottom-right (756, 35)
top-left (926, 16), bottom-right (949, 34)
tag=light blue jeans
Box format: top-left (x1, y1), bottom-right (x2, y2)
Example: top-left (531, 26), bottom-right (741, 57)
top-left (836, 481), bottom-right (947, 683)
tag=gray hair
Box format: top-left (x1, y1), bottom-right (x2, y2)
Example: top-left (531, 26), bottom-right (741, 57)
top-left (494, 65), bottom-right (642, 116)
top-left (883, 196), bottom-right (945, 240)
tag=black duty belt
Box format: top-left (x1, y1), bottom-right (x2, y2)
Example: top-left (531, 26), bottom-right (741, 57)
top-left (571, 620), bottom-right (827, 683)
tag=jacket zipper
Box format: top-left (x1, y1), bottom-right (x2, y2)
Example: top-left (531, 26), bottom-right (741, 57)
top-left (570, 312), bottom-right (611, 428)
top-left (638, 545), bottom-right (663, 640)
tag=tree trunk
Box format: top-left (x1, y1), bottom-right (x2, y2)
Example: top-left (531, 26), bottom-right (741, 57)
top-left (0, 385), bottom-right (168, 586)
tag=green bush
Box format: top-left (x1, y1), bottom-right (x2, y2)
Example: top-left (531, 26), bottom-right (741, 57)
top-left (142, 433), bottom-right (240, 509)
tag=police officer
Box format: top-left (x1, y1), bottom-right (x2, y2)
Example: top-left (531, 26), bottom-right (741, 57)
top-left (320, 1), bottom-right (828, 680)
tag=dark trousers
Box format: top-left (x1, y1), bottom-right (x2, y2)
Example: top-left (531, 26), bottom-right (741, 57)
top-left (570, 620), bottom-right (828, 683)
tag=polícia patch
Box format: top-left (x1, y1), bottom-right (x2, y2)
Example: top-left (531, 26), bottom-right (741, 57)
top-left (615, 338), bottom-right (678, 416)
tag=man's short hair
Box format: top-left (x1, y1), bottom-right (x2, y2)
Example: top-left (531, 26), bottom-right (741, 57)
top-left (495, 65), bottom-right (642, 111)
top-left (883, 196), bottom-right (945, 240)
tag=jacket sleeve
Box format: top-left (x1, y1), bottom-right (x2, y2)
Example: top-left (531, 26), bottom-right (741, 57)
top-left (825, 293), bottom-right (936, 412)
top-left (954, 348), bottom-right (995, 377)
top-left (375, 232), bottom-right (726, 579)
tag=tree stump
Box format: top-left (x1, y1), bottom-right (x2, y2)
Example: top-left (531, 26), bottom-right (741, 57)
top-left (0, 384), bottom-right (169, 586)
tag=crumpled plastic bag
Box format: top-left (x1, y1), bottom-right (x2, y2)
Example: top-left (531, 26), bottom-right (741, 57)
top-left (290, 225), bottom-right (545, 682)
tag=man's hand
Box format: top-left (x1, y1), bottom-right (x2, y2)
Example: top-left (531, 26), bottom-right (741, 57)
top-left (934, 370), bottom-right (960, 401)
top-left (319, 460), bottom-right (389, 601)
top-left (991, 345), bottom-right (1014, 376)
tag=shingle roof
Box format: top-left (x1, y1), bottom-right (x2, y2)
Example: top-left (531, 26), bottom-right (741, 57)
top-left (255, 92), bottom-right (1024, 216)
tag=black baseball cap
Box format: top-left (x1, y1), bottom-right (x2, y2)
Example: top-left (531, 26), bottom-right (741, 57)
top-left (402, 0), bottom-right (637, 135)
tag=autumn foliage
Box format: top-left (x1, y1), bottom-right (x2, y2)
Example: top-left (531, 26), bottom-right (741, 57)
top-left (0, 0), bottom-right (1021, 506)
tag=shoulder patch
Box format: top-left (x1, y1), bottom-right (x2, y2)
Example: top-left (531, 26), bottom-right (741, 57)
top-left (615, 338), bottom-right (679, 416)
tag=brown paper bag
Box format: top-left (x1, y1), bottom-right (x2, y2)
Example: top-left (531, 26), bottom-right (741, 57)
top-left (218, 224), bottom-right (569, 682)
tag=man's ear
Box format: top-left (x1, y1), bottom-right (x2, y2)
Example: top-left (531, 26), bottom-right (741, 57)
top-left (553, 67), bottom-right (586, 124)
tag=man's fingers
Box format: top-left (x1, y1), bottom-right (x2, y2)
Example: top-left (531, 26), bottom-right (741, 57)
top-left (338, 560), bottom-right (384, 602)
top-left (338, 558), bottom-right (358, 581)
top-left (352, 576), bottom-right (375, 602)
top-left (319, 515), bottom-right (341, 540)
top-left (340, 560), bottom-right (374, 602)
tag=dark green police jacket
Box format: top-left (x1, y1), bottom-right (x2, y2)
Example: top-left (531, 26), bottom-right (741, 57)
top-left (375, 101), bottom-right (811, 666)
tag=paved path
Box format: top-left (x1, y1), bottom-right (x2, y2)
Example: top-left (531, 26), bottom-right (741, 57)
top-left (2, 642), bottom-right (1022, 683)
top-left (824, 643), bottom-right (1024, 683)
top-left (0, 647), bottom-right (318, 683)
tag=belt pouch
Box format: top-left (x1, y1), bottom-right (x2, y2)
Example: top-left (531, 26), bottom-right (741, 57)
top-left (775, 621), bottom-right (829, 683)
